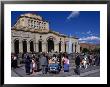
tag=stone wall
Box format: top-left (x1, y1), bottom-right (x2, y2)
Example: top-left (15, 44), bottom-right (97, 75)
top-left (11, 30), bottom-right (80, 53)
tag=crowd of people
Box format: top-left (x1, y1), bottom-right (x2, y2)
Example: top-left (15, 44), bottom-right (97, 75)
top-left (75, 53), bottom-right (100, 75)
top-left (11, 51), bottom-right (100, 75)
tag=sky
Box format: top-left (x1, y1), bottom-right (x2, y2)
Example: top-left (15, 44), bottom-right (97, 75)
top-left (11, 11), bottom-right (100, 44)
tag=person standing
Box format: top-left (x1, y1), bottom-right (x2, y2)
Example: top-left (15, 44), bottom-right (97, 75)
top-left (40, 53), bottom-right (48, 74)
top-left (83, 55), bottom-right (88, 69)
top-left (24, 53), bottom-right (31, 75)
top-left (75, 54), bottom-right (80, 75)
top-left (11, 54), bottom-right (15, 68)
top-left (89, 54), bottom-right (93, 66)
top-left (31, 58), bottom-right (36, 75)
top-left (63, 55), bottom-right (69, 72)
top-left (12, 54), bottom-right (18, 69)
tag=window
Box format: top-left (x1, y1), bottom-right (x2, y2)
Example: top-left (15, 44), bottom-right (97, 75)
top-left (40, 36), bottom-right (42, 38)
top-left (28, 19), bottom-right (31, 27)
top-left (31, 20), bottom-right (33, 23)
top-left (31, 20), bottom-right (33, 27)
top-left (34, 21), bottom-right (36, 24)
top-left (34, 21), bottom-right (36, 28)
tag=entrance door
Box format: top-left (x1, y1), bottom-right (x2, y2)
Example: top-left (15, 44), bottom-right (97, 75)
top-left (14, 40), bottom-right (19, 54)
top-left (38, 41), bottom-right (42, 52)
top-left (30, 41), bottom-right (34, 52)
top-left (65, 43), bottom-right (66, 52)
top-left (59, 41), bottom-right (61, 52)
top-left (23, 40), bottom-right (27, 53)
top-left (47, 39), bottom-right (54, 52)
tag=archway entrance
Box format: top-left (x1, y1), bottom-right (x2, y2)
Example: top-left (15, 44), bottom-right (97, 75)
top-left (65, 43), bottom-right (66, 52)
top-left (38, 41), bottom-right (42, 52)
top-left (23, 40), bottom-right (27, 53)
top-left (47, 38), bottom-right (54, 52)
top-left (59, 41), bottom-right (61, 52)
top-left (30, 41), bottom-right (34, 52)
top-left (14, 40), bottom-right (19, 54)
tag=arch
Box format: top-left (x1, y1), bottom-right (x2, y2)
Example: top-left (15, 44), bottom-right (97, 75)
top-left (47, 38), bottom-right (54, 52)
top-left (38, 41), bottom-right (42, 52)
top-left (46, 36), bottom-right (56, 42)
top-left (59, 41), bottom-right (62, 52)
top-left (30, 40), bottom-right (34, 52)
top-left (65, 42), bottom-right (66, 52)
top-left (14, 39), bottom-right (19, 54)
top-left (22, 40), bottom-right (27, 53)
top-left (75, 42), bottom-right (77, 53)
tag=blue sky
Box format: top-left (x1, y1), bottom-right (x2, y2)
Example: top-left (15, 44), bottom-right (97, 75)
top-left (11, 11), bottom-right (100, 44)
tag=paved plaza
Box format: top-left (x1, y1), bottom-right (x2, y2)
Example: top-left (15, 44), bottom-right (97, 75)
top-left (11, 53), bottom-right (100, 77)
top-left (11, 63), bottom-right (100, 77)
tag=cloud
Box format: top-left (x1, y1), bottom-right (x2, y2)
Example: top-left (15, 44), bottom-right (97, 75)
top-left (79, 36), bottom-right (100, 41)
top-left (87, 30), bottom-right (93, 35)
top-left (79, 41), bottom-right (86, 43)
top-left (81, 30), bottom-right (93, 35)
top-left (67, 11), bottom-right (80, 20)
top-left (87, 30), bottom-right (91, 34)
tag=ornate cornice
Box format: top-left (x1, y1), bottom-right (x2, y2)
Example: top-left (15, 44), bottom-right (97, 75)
top-left (11, 28), bottom-right (78, 39)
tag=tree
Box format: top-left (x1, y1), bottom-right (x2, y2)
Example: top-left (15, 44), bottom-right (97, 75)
top-left (91, 48), bottom-right (100, 53)
top-left (82, 48), bottom-right (90, 53)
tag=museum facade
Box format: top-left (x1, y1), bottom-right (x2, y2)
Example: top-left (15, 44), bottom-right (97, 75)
top-left (11, 13), bottom-right (80, 54)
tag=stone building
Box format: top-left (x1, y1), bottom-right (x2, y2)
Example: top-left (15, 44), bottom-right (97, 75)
top-left (80, 43), bottom-right (99, 52)
top-left (11, 13), bottom-right (80, 54)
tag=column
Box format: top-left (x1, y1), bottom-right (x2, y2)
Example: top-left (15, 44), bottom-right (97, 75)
top-left (66, 42), bottom-right (68, 53)
top-left (76, 44), bottom-right (80, 53)
top-left (42, 42), bottom-right (47, 52)
top-left (54, 42), bottom-right (59, 52)
top-left (19, 40), bottom-right (23, 53)
top-left (61, 42), bottom-right (64, 52)
top-left (11, 40), bottom-right (14, 53)
top-left (73, 43), bottom-right (75, 53)
top-left (27, 41), bottom-right (30, 53)
top-left (35, 42), bottom-right (38, 52)
top-left (33, 42), bottom-right (36, 52)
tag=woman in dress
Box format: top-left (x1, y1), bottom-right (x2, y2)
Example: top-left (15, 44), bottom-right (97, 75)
top-left (63, 55), bottom-right (69, 72)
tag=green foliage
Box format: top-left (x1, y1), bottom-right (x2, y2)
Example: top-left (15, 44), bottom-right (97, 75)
top-left (91, 48), bottom-right (100, 53)
top-left (82, 48), bottom-right (90, 53)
